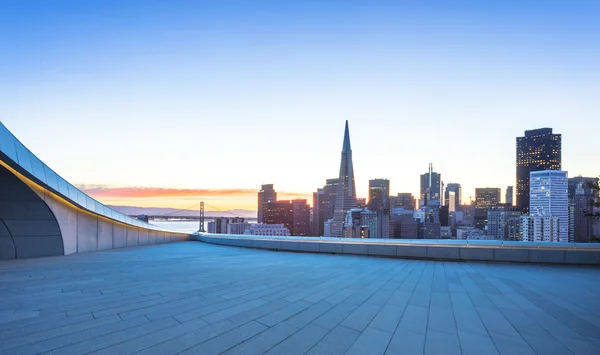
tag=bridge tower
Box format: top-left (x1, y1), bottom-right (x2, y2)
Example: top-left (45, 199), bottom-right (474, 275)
top-left (199, 202), bottom-right (206, 232)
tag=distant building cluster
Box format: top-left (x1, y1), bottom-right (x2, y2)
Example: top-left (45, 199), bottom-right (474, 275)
top-left (250, 123), bottom-right (598, 242)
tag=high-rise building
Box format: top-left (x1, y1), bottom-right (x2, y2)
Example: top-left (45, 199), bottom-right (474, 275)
top-left (529, 170), bottom-right (568, 242)
top-left (505, 186), bottom-right (513, 205)
top-left (444, 183), bottom-right (461, 211)
top-left (390, 193), bottom-right (416, 210)
top-left (331, 121), bottom-right (358, 237)
top-left (292, 199), bottom-right (311, 236)
top-left (312, 189), bottom-right (324, 236)
top-left (568, 176), bottom-right (598, 200)
top-left (257, 184), bottom-right (277, 223)
top-left (391, 213), bottom-right (418, 239)
top-left (415, 206), bottom-right (440, 239)
top-left (474, 188), bottom-right (501, 229)
top-left (516, 128), bottom-right (561, 213)
top-left (420, 163), bottom-right (441, 207)
top-left (487, 204), bottom-right (521, 240)
top-left (312, 178), bottom-right (341, 236)
top-left (570, 177), bottom-right (599, 242)
top-left (368, 179), bottom-right (390, 238)
top-left (344, 209), bottom-right (371, 238)
top-left (263, 201), bottom-right (293, 234)
top-left (521, 216), bottom-right (560, 242)
top-left (567, 176), bottom-right (598, 242)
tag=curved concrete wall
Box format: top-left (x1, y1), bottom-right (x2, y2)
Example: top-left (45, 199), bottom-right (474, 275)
top-left (0, 164), bottom-right (63, 259)
top-left (0, 122), bottom-right (189, 260)
top-left (196, 234), bottom-right (600, 265)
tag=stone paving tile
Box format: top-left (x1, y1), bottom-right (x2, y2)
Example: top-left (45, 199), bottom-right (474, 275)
top-left (222, 321), bottom-right (299, 355)
top-left (264, 323), bottom-right (329, 355)
top-left (340, 302), bottom-right (382, 332)
top-left (1, 242), bottom-right (600, 355)
top-left (284, 300), bottom-right (335, 328)
top-left (385, 329), bottom-right (425, 354)
top-left (369, 304), bottom-right (405, 333)
top-left (178, 321), bottom-right (268, 355)
top-left (305, 325), bottom-right (360, 355)
top-left (135, 319), bottom-right (239, 355)
top-left (346, 326), bottom-right (393, 355)
top-left (489, 332), bottom-right (537, 355)
top-left (12, 316), bottom-right (151, 355)
top-left (458, 330), bottom-right (499, 355)
top-left (425, 328), bottom-right (462, 355)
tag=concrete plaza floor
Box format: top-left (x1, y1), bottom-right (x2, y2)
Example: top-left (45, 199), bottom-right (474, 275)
top-left (1, 242), bottom-right (600, 355)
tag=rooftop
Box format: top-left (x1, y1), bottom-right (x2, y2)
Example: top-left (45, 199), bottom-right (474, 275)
top-left (1, 242), bottom-right (599, 355)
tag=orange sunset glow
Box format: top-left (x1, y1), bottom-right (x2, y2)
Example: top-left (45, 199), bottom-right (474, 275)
top-left (77, 185), bottom-right (312, 211)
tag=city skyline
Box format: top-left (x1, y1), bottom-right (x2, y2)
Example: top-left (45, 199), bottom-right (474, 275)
top-left (2, 1), bottom-right (599, 210)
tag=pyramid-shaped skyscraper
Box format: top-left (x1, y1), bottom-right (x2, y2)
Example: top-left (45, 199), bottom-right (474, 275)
top-left (330, 120), bottom-right (357, 237)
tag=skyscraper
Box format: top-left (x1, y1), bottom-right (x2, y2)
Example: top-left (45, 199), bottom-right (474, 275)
top-left (505, 186), bottom-right (513, 205)
top-left (474, 188), bottom-right (501, 229)
top-left (331, 121), bottom-right (358, 237)
top-left (263, 200), bottom-right (293, 234)
top-left (516, 128), bottom-right (561, 213)
top-left (444, 183), bottom-right (461, 211)
top-left (487, 204), bottom-right (521, 240)
top-left (292, 199), bottom-right (311, 236)
top-left (368, 179), bottom-right (390, 238)
top-left (420, 163), bottom-right (441, 207)
top-left (312, 189), bottom-right (325, 236)
top-left (529, 170), bottom-right (568, 242)
top-left (312, 178), bottom-right (341, 236)
top-left (257, 184), bottom-right (277, 223)
top-left (390, 193), bottom-right (416, 210)
top-left (568, 176), bottom-right (599, 242)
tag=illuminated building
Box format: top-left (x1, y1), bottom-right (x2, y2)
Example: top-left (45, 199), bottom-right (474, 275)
top-left (257, 184), bottom-right (277, 223)
top-left (474, 188), bottom-right (501, 229)
top-left (516, 128), bottom-right (561, 213)
top-left (529, 170), bottom-right (568, 242)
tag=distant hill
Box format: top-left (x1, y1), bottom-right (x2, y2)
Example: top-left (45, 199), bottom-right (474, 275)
top-left (107, 205), bottom-right (257, 219)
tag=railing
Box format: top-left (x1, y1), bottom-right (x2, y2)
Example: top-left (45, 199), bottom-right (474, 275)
top-left (196, 233), bottom-right (600, 250)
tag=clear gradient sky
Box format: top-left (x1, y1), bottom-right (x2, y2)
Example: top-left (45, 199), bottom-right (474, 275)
top-left (1, 0), bottom-right (599, 211)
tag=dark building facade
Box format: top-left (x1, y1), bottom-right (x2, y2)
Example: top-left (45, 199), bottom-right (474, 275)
top-left (390, 193), bottom-right (416, 210)
top-left (263, 201), bottom-right (293, 234)
top-left (474, 188), bottom-right (501, 229)
top-left (391, 214), bottom-right (418, 239)
top-left (420, 163), bottom-right (441, 207)
top-left (312, 189), bottom-right (324, 236)
top-left (516, 128), bottom-right (561, 213)
top-left (312, 178), bottom-right (341, 236)
top-left (569, 177), bottom-right (599, 242)
top-left (292, 199), bottom-right (311, 236)
top-left (258, 184), bottom-right (277, 223)
top-left (368, 179), bottom-right (390, 238)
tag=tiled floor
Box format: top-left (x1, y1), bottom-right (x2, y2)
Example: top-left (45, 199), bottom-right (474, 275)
top-left (1, 242), bottom-right (599, 355)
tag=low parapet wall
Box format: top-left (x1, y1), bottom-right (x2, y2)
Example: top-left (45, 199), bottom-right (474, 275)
top-left (195, 234), bottom-right (600, 265)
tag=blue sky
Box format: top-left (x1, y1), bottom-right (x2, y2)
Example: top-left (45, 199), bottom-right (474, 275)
top-left (1, 0), bottom-right (599, 209)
